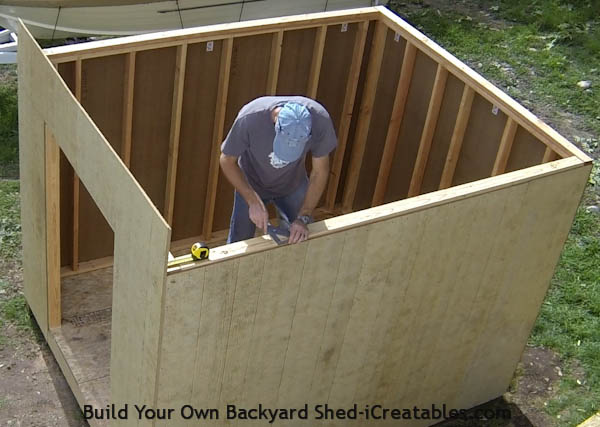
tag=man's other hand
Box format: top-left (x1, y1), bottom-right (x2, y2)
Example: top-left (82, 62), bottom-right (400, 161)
top-left (289, 220), bottom-right (308, 244)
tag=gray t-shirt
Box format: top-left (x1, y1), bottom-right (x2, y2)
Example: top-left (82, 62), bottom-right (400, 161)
top-left (221, 96), bottom-right (337, 199)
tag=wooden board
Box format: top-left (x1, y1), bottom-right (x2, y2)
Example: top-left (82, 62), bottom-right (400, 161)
top-left (505, 126), bottom-right (547, 173)
top-left (130, 46), bottom-right (177, 215)
top-left (213, 33), bottom-right (272, 232)
top-left (421, 73), bottom-right (464, 194)
top-left (384, 49), bottom-right (437, 203)
top-left (276, 28), bottom-right (316, 94)
top-left (352, 29), bottom-right (405, 210)
top-left (453, 93), bottom-right (507, 186)
top-left (171, 40), bottom-right (222, 241)
top-left (19, 24), bottom-right (170, 424)
top-left (160, 161), bottom-right (589, 424)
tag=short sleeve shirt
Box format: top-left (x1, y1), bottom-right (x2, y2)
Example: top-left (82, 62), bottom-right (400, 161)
top-left (221, 96), bottom-right (337, 199)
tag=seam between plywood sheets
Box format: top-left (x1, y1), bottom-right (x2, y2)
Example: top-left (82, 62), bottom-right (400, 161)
top-left (167, 156), bottom-right (586, 274)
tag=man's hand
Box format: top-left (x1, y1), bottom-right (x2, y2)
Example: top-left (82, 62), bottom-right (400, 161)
top-left (288, 219), bottom-right (309, 244)
top-left (249, 198), bottom-right (268, 233)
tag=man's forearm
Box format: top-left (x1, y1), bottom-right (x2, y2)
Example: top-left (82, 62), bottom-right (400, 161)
top-left (220, 154), bottom-right (259, 205)
top-left (298, 167), bottom-right (328, 218)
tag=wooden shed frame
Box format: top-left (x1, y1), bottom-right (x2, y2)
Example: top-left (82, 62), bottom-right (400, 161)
top-left (19, 6), bottom-right (592, 426)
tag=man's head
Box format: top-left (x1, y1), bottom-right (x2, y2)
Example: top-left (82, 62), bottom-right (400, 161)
top-left (272, 102), bottom-right (312, 163)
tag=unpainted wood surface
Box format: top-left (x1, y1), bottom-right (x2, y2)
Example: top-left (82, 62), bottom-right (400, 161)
top-left (171, 40), bottom-right (222, 241)
top-left (352, 29), bottom-right (405, 210)
top-left (130, 46), bottom-right (177, 215)
top-left (453, 94), bottom-right (507, 186)
top-left (158, 162), bottom-right (589, 425)
top-left (78, 54), bottom-right (126, 262)
top-left (19, 24), bottom-right (170, 425)
top-left (277, 28), bottom-right (317, 94)
top-left (505, 125), bottom-right (547, 173)
top-left (421, 73), bottom-right (464, 194)
top-left (384, 49), bottom-right (437, 203)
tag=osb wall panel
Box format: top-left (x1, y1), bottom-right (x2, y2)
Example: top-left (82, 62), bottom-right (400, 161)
top-left (156, 164), bottom-right (589, 425)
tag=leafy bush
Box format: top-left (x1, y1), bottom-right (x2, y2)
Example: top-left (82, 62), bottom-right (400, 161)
top-left (0, 65), bottom-right (18, 172)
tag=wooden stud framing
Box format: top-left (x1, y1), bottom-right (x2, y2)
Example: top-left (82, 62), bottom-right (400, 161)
top-left (341, 20), bottom-right (387, 212)
top-left (121, 51), bottom-right (135, 167)
top-left (164, 43), bottom-right (188, 224)
top-left (439, 86), bottom-right (475, 190)
top-left (370, 42), bottom-right (417, 207)
top-left (376, 6), bottom-right (589, 163)
top-left (543, 147), bottom-right (560, 163)
top-left (46, 8), bottom-right (380, 63)
top-left (307, 25), bottom-right (327, 98)
top-left (407, 65), bottom-right (448, 197)
top-left (266, 30), bottom-right (283, 95)
top-left (72, 58), bottom-right (82, 271)
top-left (45, 126), bottom-right (61, 329)
top-left (491, 117), bottom-right (518, 176)
top-left (202, 38), bottom-right (233, 240)
top-left (325, 20), bottom-right (369, 210)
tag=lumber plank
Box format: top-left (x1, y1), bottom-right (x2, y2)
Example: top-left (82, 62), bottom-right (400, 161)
top-left (439, 85), bottom-right (474, 189)
top-left (266, 30), bottom-right (283, 95)
top-left (371, 42), bottom-right (417, 205)
top-left (384, 50), bottom-right (438, 202)
top-left (341, 20), bottom-right (387, 212)
top-left (45, 126), bottom-right (61, 329)
top-left (307, 25), bottom-right (327, 98)
top-left (73, 58), bottom-right (81, 271)
top-left (377, 6), bottom-right (589, 162)
top-left (121, 51), bottom-right (135, 167)
top-left (491, 117), bottom-right (518, 176)
top-left (543, 147), bottom-right (560, 163)
top-left (202, 37), bottom-right (233, 240)
top-left (46, 8), bottom-right (380, 63)
top-left (276, 28), bottom-right (316, 94)
top-left (407, 64), bottom-right (448, 197)
top-left (505, 125), bottom-right (548, 172)
top-left (19, 22), bottom-right (171, 418)
top-left (421, 74), bottom-right (464, 194)
top-left (164, 43), bottom-right (188, 224)
top-left (351, 29), bottom-right (405, 211)
top-left (325, 20), bottom-right (368, 210)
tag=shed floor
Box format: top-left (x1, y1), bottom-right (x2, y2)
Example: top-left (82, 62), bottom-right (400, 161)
top-left (51, 267), bottom-right (113, 420)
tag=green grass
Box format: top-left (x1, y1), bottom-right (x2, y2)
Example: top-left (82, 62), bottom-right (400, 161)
top-left (0, 180), bottom-right (21, 260)
top-left (0, 64), bottom-right (19, 175)
top-left (388, 1), bottom-right (600, 424)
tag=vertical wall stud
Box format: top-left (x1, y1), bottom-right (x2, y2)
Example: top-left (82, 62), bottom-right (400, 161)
top-left (325, 20), bottom-right (369, 210)
top-left (122, 52), bottom-right (135, 167)
top-left (491, 117), bottom-right (518, 176)
top-left (370, 42), bottom-right (417, 207)
top-left (407, 65), bottom-right (449, 197)
top-left (341, 20), bottom-right (387, 212)
top-left (267, 30), bottom-right (283, 95)
top-left (72, 58), bottom-right (82, 271)
top-left (164, 44), bottom-right (188, 224)
top-left (45, 125), bottom-right (61, 329)
top-left (307, 25), bottom-right (327, 98)
top-left (542, 147), bottom-right (560, 163)
top-left (439, 86), bottom-right (475, 189)
top-left (203, 38), bottom-right (233, 240)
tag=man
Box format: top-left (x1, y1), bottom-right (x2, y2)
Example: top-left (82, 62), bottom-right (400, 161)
top-left (220, 96), bottom-right (337, 244)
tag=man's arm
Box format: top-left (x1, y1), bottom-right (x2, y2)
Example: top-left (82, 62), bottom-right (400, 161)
top-left (288, 154), bottom-right (330, 243)
top-left (219, 153), bottom-right (268, 233)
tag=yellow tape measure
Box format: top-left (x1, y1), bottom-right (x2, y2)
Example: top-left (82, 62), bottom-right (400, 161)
top-left (168, 242), bottom-right (209, 267)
